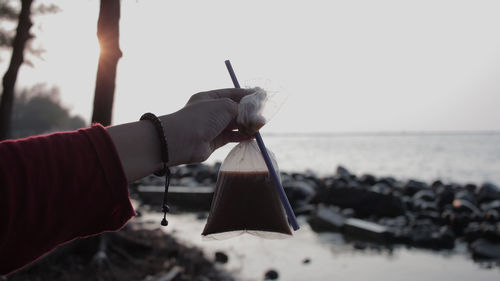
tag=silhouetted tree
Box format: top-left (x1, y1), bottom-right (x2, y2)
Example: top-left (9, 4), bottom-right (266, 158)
top-left (0, 0), bottom-right (33, 140)
top-left (91, 0), bottom-right (122, 126)
top-left (0, 0), bottom-right (58, 140)
top-left (10, 84), bottom-right (86, 138)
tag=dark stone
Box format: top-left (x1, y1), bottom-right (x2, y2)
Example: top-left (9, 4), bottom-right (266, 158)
top-left (480, 200), bottom-right (500, 212)
top-left (215, 251), bottom-right (228, 264)
top-left (293, 204), bottom-right (316, 216)
top-left (412, 199), bottom-right (438, 212)
top-left (431, 180), bottom-right (443, 189)
top-left (485, 209), bottom-right (500, 222)
top-left (464, 222), bottom-right (484, 242)
top-left (416, 211), bottom-right (442, 224)
top-left (378, 216), bottom-right (407, 228)
top-left (471, 239), bottom-right (500, 260)
top-left (343, 218), bottom-right (392, 242)
top-left (377, 177), bottom-right (397, 188)
top-left (463, 222), bottom-right (500, 243)
top-left (408, 221), bottom-right (454, 249)
top-left (212, 162), bottom-right (221, 175)
top-left (264, 269), bottom-right (279, 280)
top-left (455, 190), bottom-right (477, 205)
top-left (477, 182), bottom-right (500, 203)
top-left (196, 212), bottom-right (208, 220)
top-left (341, 208), bottom-right (356, 218)
top-left (369, 183), bottom-right (392, 195)
top-left (353, 241), bottom-right (367, 250)
top-left (321, 187), bottom-right (405, 217)
top-left (465, 183), bottom-right (477, 192)
top-left (412, 190), bottom-right (436, 202)
top-left (436, 185), bottom-right (455, 208)
top-left (302, 258), bottom-right (311, 264)
top-left (453, 199), bottom-right (481, 216)
top-left (404, 180), bottom-right (429, 196)
top-left (391, 227), bottom-right (412, 244)
top-left (283, 180), bottom-right (316, 203)
top-left (336, 165), bottom-right (352, 179)
top-left (360, 174), bottom-right (377, 186)
top-left (308, 208), bottom-right (345, 232)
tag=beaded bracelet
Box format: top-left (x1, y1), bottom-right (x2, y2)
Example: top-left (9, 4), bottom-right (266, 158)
top-left (140, 112), bottom-right (171, 226)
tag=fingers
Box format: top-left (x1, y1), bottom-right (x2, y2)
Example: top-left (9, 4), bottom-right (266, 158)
top-left (188, 88), bottom-right (253, 104)
top-left (212, 130), bottom-right (254, 151)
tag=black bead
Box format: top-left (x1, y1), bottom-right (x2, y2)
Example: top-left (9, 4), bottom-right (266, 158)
top-left (161, 218), bottom-right (168, 226)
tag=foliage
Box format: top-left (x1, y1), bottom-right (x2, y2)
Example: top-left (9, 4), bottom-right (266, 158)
top-left (10, 84), bottom-right (86, 138)
top-left (0, 0), bottom-right (59, 59)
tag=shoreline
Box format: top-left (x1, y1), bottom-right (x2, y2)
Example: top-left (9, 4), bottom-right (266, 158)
top-left (135, 163), bottom-right (500, 264)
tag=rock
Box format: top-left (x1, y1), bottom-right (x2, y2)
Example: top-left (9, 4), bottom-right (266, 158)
top-left (464, 222), bottom-right (484, 242)
top-left (369, 183), bottom-right (392, 195)
top-left (404, 180), bottom-right (429, 196)
top-left (341, 208), bottom-right (356, 218)
top-left (293, 204), bottom-right (316, 216)
top-left (360, 174), bottom-right (377, 186)
top-left (308, 207), bottom-right (345, 232)
top-left (264, 269), bottom-right (279, 280)
top-left (480, 200), bottom-right (500, 212)
top-left (453, 199), bottom-right (482, 216)
top-left (353, 241), bottom-right (367, 250)
top-left (212, 162), bottom-right (221, 175)
top-left (455, 190), bottom-right (477, 205)
top-left (477, 182), bottom-right (500, 203)
top-left (412, 190), bottom-right (436, 202)
top-left (409, 221), bottom-right (454, 249)
top-left (471, 239), bottom-right (500, 260)
top-left (336, 165), bottom-right (353, 179)
top-left (343, 218), bottom-right (392, 242)
top-left (464, 183), bottom-right (477, 192)
top-left (302, 258), bottom-right (311, 264)
top-left (412, 199), bottom-right (438, 212)
top-left (214, 251), bottom-right (228, 264)
top-left (485, 209), bottom-right (500, 222)
top-left (416, 211), bottom-right (442, 224)
top-left (377, 177), bottom-right (398, 188)
top-left (283, 180), bottom-right (316, 203)
top-left (321, 187), bottom-right (405, 217)
top-left (436, 185), bottom-right (455, 208)
top-left (196, 212), bottom-right (208, 220)
top-left (431, 180), bottom-right (443, 188)
top-left (463, 222), bottom-right (500, 243)
top-left (378, 216), bottom-right (407, 228)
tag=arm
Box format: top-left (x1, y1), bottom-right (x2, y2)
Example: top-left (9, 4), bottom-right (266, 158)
top-left (107, 88), bottom-right (252, 183)
top-left (0, 88), bottom-right (251, 275)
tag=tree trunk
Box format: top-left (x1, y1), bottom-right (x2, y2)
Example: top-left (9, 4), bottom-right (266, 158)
top-left (91, 0), bottom-right (122, 126)
top-left (0, 0), bottom-right (34, 140)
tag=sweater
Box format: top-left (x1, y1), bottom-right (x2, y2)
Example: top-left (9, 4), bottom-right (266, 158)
top-left (0, 124), bottom-right (136, 275)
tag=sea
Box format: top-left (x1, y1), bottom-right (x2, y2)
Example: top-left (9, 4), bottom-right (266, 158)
top-left (207, 132), bottom-right (500, 185)
top-left (158, 132), bottom-right (500, 281)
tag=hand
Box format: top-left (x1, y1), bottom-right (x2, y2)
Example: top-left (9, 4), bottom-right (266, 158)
top-left (161, 88), bottom-right (253, 166)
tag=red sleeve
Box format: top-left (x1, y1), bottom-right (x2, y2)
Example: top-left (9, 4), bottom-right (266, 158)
top-left (0, 124), bottom-right (136, 275)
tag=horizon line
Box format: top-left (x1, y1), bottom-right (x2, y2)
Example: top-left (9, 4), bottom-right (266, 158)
top-left (262, 130), bottom-right (500, 137)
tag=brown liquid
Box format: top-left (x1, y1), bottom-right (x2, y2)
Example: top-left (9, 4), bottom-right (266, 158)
top-left (202, 171), bottom-right (292, 236)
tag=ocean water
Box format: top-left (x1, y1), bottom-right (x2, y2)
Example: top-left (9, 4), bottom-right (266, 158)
top-left (207, 132), bottom-right (500, 185)
top-left (165, 132), bottom-right (500, 280)
top-left (139, 213), bottom-right (500, 281)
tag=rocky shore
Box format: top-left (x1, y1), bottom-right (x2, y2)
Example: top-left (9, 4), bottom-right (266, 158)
top-left (11, 162), bottom-right (498, 280)
top-left (5, 224), bottom-right (234, 281)
top-left (137, 163), bottom-right (500, 265)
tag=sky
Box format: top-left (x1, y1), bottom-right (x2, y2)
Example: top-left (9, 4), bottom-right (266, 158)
top-left (3, 0), bottom-right (500, 133)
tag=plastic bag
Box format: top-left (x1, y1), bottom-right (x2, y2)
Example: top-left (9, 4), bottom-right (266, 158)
top-left (202, 88), bottom-right (292, 240)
